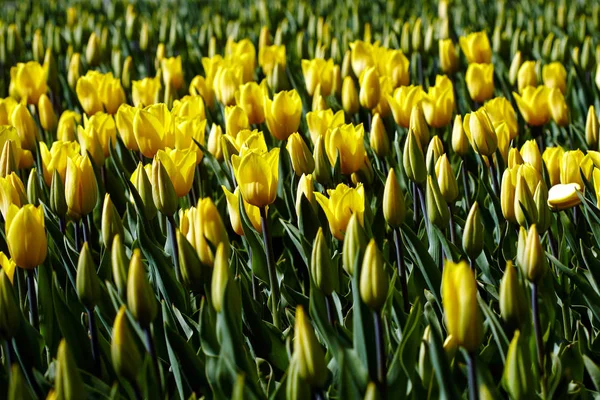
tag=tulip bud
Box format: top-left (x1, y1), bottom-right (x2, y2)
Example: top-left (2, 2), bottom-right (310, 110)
top-left (86, 32), bottom-right (100, 67)
top-left (359, 66), bottom-right (381, 110)
top-left (534, 181), bottom-right (550, 233)
top-left (586, 106), bottom-right (599, 150)
top-left (520, 140), bottom-right (542, 174)
top-left (131, 162), bottom-right (157, 220)
top-left (409, 103), bottom-right (430, 149)
top-left (360, 240), bottom-right (389, 311)
top-left (102, 194), bottom-right (123, 248)
top-left (519, 225), bottom-right (547, 283)
top-left (50, 170), bottom-right (67, 219)
top-left (581, 36), bottom-right (593, 71)
top-left (465, 63), bottom-right (495, 103)
top-left (364, 382), bottom-right (381, 400)
top-left (67, 53), bottom-right (81, 90)
top-left (111, 234), bottom-right (129, 298)
top-left (439, 39), bottom-right (458, 74)
top-left (26, 168), bottom-right (42, 205)
top-left (342, 76), bottom-right (359, 115)
top-left (0, 270), bottom-right (20, 341)
top-left (383, 168), bottom-right (406, 228)
top-left (8, 362), bottom-right (35, 400)
top-left (370, 113), bottom-right (389, 158)
top-left (206, 123), bottom-right (223, 161)
top-left (0, 139), bottom-right (17, 178)
top-left (412, 18), bottom-right (423, 53)
top-left (426, 175), bottom-right (450, 228)
top-left (38, 94), bottom-right (57, 132)
top-left (499, 262), bottom-right (528, 329)
top-left (310, 228), bottom-right (337, 296)
top-left (517, 61), bottom-right (537, 93)
top-left (122, 56), bottom-right (133, 90)
top-left (293, 305), bottom-right (327, 387)
top-left (177, 231), bottom-right (204, 291)
top-left (151, 158), bottom-right (178, 217)
top-left (111, 306), bottom-right (143, 382)
top-left (286, 358), bottom-right (311, 400)
top-left (434, 154), bottom-right (458, 203)
top-left (270, 63), bottom-right (291, 93)
top-left (514, 173), bottom-right (537, 227)
top-left (548, 88), bottom-right (569, 126)
top-left (313, 135), bottom-right (332, 186)
top-left (403, 128), bottom-right (427, 184)
top-left (463, 202), bottom-right (484, 260)
top-left (502, 331), bottom-right (534, 399)
top-left (287, 133), bottom-right (315, 176)
top-left (464, 109), bottom-right (497, 157)
top-left (76, 242), bottom-right (101, 309)
top-left (211, 243), bottom-right (230, 313)
top-left (452, 115), bottom-right (469, 156)
top-left (127, 249), bottom-right (157, 328)
top-left (342, 214), bottom-right (367, 276)
top-left (55, 339), bottom-right (86, 400)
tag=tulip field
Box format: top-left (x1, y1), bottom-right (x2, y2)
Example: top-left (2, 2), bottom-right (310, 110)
top-left (2, 0), bottom-right (600, 398)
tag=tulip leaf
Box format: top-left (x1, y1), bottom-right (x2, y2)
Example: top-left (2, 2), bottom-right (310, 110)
top-left (584, 355), bottom-right (600, 392)
top-left (165, 325), bottom-right (210, 396)
top-left (478, 297), bottom-right (509, 363)
top-left (280, 219), bottom-right (310, 267)
top-left (38, 263), bottom-right (60, 358)
top-left (194, 140), bottom-right (233, 191)
top-left (238, 200), bottom-right (269, 284)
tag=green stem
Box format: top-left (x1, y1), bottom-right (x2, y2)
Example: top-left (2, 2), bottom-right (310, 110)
top-left (260, 206), bottom-right (280, 329)
top-left (144, 326), bottom-right (162, 392)
top-left (167, 215), bottom-right (182, 283)
top-left (373, 310), bottom-right (387, 398)
top-left (532, 283), bottom-right (544, 372)
top-left (467, 352), bottom-right (479, 400)
top-left (27, 269), bottom-right (38, 330)
top-left (393, 228), bottom-right (410, 313)
top-left (87, 308), bottom-right (101, 375)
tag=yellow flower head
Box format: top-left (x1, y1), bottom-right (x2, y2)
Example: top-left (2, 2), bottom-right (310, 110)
top-left (40, 140), bottom-right (81, 186)
top-left (155, 147), bottom-right (197, 197)
top-left (133, 103), bottom-right (175, 158)
top-left (513, 86), bottom-right (551, 126)
top-left (161, 56), bottom-right (184, 90)
top-left (306, 109), bottom-right (345, 145)
top-left (315, 183), bottom-right (365, 240)
top-left (10, 61), bottom-right (47, 104)
top-left (388, 85), bottom-right (424, 128)
top-left (459, 31), bottom-right (492, 64)
top-left (235, 82), bottom-right (265, 125)
top-left (264, 90), bottom-right (302, 141)
top-left (422, 75), bottom-right (454, 128)
top-left (65, 154), bottom-right (98, 219)
top-left (132, 76), bottom-right (161, 107)
top-left (5, 204), bottom-right (47, 269)
top-left (324, 123), bottom-right (365, 175)
top-left (231, 148), bottom-right (280, 208)
top-left (259, 45), bottom-right (286, 76)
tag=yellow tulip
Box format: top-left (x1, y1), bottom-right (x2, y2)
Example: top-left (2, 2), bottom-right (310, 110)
top-left (67, 53), bottom-right (81, 90)
top-left (560, 150), bottom-right (585, 187)
top-left (130, 162), bottom-right (157, 220)
top-left (465, 63), bottom-right (494, 103)
top-left (84, 112), bottom-right (117, 158)
top-left (231, 148), bottom-right (280, 208)
top-left (225, 105), bottom-right (250, 137)
top-left (513, 86), bottom-right (551, 126)
top-left (324, 123), bottom-right (365, 175)
top-left (0, 172), bottom-right (26, 217)
top-left (99, 74), bottom-right (126, 115)
top-left (483, 97), bottom-right (518, 140)
top-left (115, 104), bottom-right (140, 151)
top-left (75, 71), bottom-right (104, 115)
top-left (264, 90), bottom-right (302, 141)
top-left (222, 185), bottom-right (262, 234)
top-left (442, 260), bottom-right (483, 352)
top-left (586, 106), bottom-right (599, 149)
top-left (132, 76), bottom-right (161, 107)
top-left (435, 154), bottom-right (458, 203)
top-left (226, 39), bottom-right (256, 82)
top-left (10, 102), bottom-right (38, 150)
top-left (548, 88), bottom-right (569, 126)
top-left (463, 109), bottom-right (497, 157)
top-left (222, 129), bottom-right (267, 158)
top-left (133, 103), bottom-right (175, 158)
top-left (358, 66), bottom-right (381, 110)
top-left (385, 49), bottom-right (410, 88)
top-left (10, 61), bottom-right (47, 104)
top-left (0, 252), bottom-right (16, 283)
top-left (301, 58), bottom-right (335, 97)
top-left (161, 56), bottom-right (184, 90)
top-left (315, 183), bottom-right (365, 240)
top-left (258, 44), bottom-right (286, 76)
top-left (65, 154), bottom-right (98, 219)
top-left (57, 110), bottom-right (81, 142)
top-left (517, 61), bottom-right (537, 93)
top-left (306, 109), bottom-right (345, 145)
top-left (341, 76), bottom-right (359, 114)
top-left (5, 204), bottom-right (47, 269)
top-left (156, 147), bottom-right (197, 197)
top-left (451, 115), bottom-right (469, 156)
top-left (287, 133), bottom-right (315, 176)
top-left (349, 40), bottom-right (375, 78)
top-left (542, 62), bottom-right (567, 94)
top-left (207, 123), bottom-right (223, 161)
top-left (235, 82), bottom-right (265, 124)
top-left (38, 93), bottom-right (57, 131)
top-left (175, 116), bottom-right (207, 164)
top-left (495, 122), bottom-right (511, 163)
top-left (439, 39), bottom-right (458, 74)
top-left (388, 85), bottom-right (424, 128)
top-left (459, 31), bottom-right (492, 64)
top-left (40, 141), bottom-right (81, 186)
top-left (0, 97), bottom-right (18, 125)
top-left (214, 64), bottom-right (243, 106)
top-left (0, 126), bottom-right (33, 170)
top-left (171, 95), bottom-right (206, 121)
top-left (421, 75), bottom-right (454, 128)
top-left (548, 183), bottom-right (582, 211)
top-left (542, 146), bottom-right (564, 186)
top-left (296, 173), bottom-right (317, 215)
top-left (520, 140), bottom-right (542, 174)
top-left (189, 75), bottom-right (215, 110)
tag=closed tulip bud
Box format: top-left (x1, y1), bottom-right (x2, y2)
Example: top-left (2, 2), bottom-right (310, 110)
top-left (548, 88), bottom-right (569, 126)
top-left (65, 155), bottom-right (98, 220)
top-left (542, 62), bottom-right (567, 94)
top-left (508, 51), bottom-right (523, 86)
top-left (409, 103), bottom-right (430, 149)
top-left (10, 61), bottom-right (46, 105)
top-left (67, 53), bottom-right (81, 90)
top-left (111, 306), bottom-right (143, 382)
top-left (560, 149), bottom-right (585, 186)
top-left (534, 181), bottom-right (550, 233)
top-left (38, 93), bottom-right (57, 131)
top-left (442, 260), bottom-right (483, 352)
top-left (56, 111), bottom-right (80, 142)
top-left (435, 154), bottom-right (458, 203)
top-left (519, 225), bottom-right (547, 283)
top-left (207, 124), bottom-right (223, 161)
top-left (0, 270), bottom-right (19, 340)
top-left (439, 39), bottom-right (458, 74)
top-left (499, 262), bottom-right (528, 329)
top-left (211, 243), bottom-right (230, 313)
top-left (463, 202), bottom-right (484, 259)
top-left (5, 204), bottom-right (47, 269)
top-left (370, 113), bottom-right (389, 158)
top-left (296, 173), bottom-right (316, 215)
top-left (465, 63), bottom-right (495, 103)
top-left (131, 162), bottom-right (157, 220)
top-left (401, 22), bottom-right (411, 54)
top-left (313, 135), bottom-right (332, 186)
top-left (177, 231), bottom-right (204, 291)
top-left (0, 140), bottom-right (17, 178)
top-left (9, 362), bottom-right (35, 400)
top-left (463, 109), bottom-right (497, 157)
top-left (342, 76), bottom-right (359, 114)
top-left (102, 194), bottom-right (123, 247)
top-left (343, 214), bottom-right (367, 275)
top-left (517, 61), bottom-right (537, 93)
top-left (581, 36), bottom-right (593, 71)
top-left (11, 103), bottom-right (38, 151)
top-left (310, 228), bottom-right (337, 295)
top-left (586, 106), bottom-right (599, 149)
top-left (459, 31), bottom-right (492, 64)
top-left (287, 133), bottom-right (315, 176)
top-left (548, 183), bottom-right (582, 210)
top-left (513, 86), bottom-right (551, 126)
top-left (452, 115), bottom-right (470, 156)
top-left (25, 168), bottom-right (41, 205)
top-left (122, 56), bottom-right (133, 90)
top-left (264, 90), bottom-right (302, 141)
top-left (425, 137), bottom-right (445, 173)
top-left (161, 56), bottom-right (184, 91)
top-left (502, 331), bottom-right (534, 399)
top-left (32, 29), bottom-right (44, 62)
top-left (86, 32), bottom-right (100, 66)
top-left (127, 249), bottom-right (157, 328)
top-left (359, 66), bottom-right (381, 110)
top-left (520, 140), bottom-right (542, 173)
top-left (151, 158), bottom-right (178, 216)
top-left (514, 172), bottom-right (538, 227)
top-left (542, 146), bottom-right (564, 186)
top-left (55, 340), bottom-right (86, 400)
top-left (286, 358), bottom-right (311, 400)
top-left (516, 226), bottom-right (527, 267)
top-left (76, 242), bottom-right (101, 309)
top-left (360, 240), bottom-right (389, 311)
top-left (49, 170), bottom-right (67, 219)
top-left (508, 148), bottom-right (524, 169)
top-left (111, 234), bottom-right (129, 298)
top-left (293, 305), bottom-right (327, 387)
top-left (403, 128), bottom-right (427, 184)
top-left (426, 175), bottom-right (450, 228)
top-left (383, 168), bottom-right (406, 228)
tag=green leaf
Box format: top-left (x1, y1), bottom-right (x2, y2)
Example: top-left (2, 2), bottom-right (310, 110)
top-left (584, 355), bottom-right (600, 392)
top-left (239, 199), bottom-right (269, 284)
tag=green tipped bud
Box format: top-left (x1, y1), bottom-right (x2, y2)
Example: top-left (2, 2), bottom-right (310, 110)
top-left (7, 25), bottom-right (21, 55)
top-left (383, 168), bottom-right (406, 228)
top-left (426, 136), bottom-right (445, 173)
top-left (519, 225), bottom-right (547, 283)
top-left (177, 231), bottom-right (204, 291)
top-left (139, 22), bottom-right (150, 52)
top-left (463, 202), bottom-right (484, 260)
top-left (111, 49), bottom-right (122, 79)
top-left (211, 243), bottom-right (230, 313)
top-left (360, 240), bottom-right (389, 311)
top-left (426, 175), bottom-right (450, 228)
top-left (0, 140), bottom-right (18, 178)
top-left (502, 331), bottom-right (534, 399)
top-left (516, 226), bottom-right (527, 267)
top-left (581, 36), bottom-right (593, 71)
top-left (102, 194), bottom-right (124, 248)
top-left (122, 56), bottom-right (133, 90)
top-left (313, 135), bottom-right (332, 187)
top-left (542, 33), bottom-right (555, 61)
top-left (33, 29), bottom-right (45, 63)
top-left (370, 113), bottom-right (390, 158)
top-left (285, 358), bottom-right (311, 400)
top-left (342, 213), bottom-right (367, 275)
top-left (514, 173), bottom-right (537, 227)
top-left (418, 326), bottom-right (433, 387)
top-left (412, 18), bottom-right (423, 53)
top-left (111, 234), bottom-right (129, 298)
top-left (409, 103), bottom-right (430, 149)
top-left (434, 154), bottom-right (458, 204)
top-left (586, 105), bottom-right (599, 150)
top-left (534, 181), bottom-right (550, 233)
top-left (151, 158), bottom-right (178, 217)
top-left (403, 128), bottom-right (427, 184)
top-left (310, 228), bottom-right (337, 295)
top-left (508, 51), bottom-right (523, 86)
top-left (132, 162), bottom-right (157, 220)
top-left (0, 270), bottom-right (20, 341)
top-left (8, 363), bottom-right (35, 400)
top-left (55, 339), bottom-right (86, 399)
top-left (76, 242), bottom-right (101, 309)
top-left (86, 32), bottom-right (100, 67)
top-left (499, 261), bottom-right (528, 329)
top-left (127, 249), bottom-right (157, 328)
top-left (364, 382), bottom-right (381, 400)
top-left (111, 306), bottom-right (143, 382)
top-left (401, 22), bottom-right (411, 54)
top-left (293, 305), bottom-right (327, 387)
top-left (26, 168), bottom-right (42, 205)
top-left (270, 63), bottom-right (291, 93)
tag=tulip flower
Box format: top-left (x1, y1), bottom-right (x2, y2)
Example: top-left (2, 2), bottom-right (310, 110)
top-left (542, 146), bottom-right (564, 187)
top-left (439, 39), bottom-right (458, 74)
top-left (10, 61), bottom-right (47, 104)
top-left (5, 204), bottom-right (47, 270)
top-left (11, 102), bottom-right (38, 150)
top-left (231, 148), bottom-right (280, 208)
top-left (459, 31), bottom-right (492, 64)
top-left (0, 97), bottom-right (17, 125)
top-left (0, 172), bottom-right (26, 218)
top-left (65, 154), bottom-right (99, 219)
top-left (132, 76), bottom-right (161, 107)
top-left (57, 110), bottom-right (81, 142)
top-left (306, 109), bottom-right (345, 145)
top-left (0, 252), bottom-right (16, 284)
top-left (370, 113), bottom-right (390, 157)
top-left (560, 150), bottom-right (585, 187)
top-left (224, 105), bottom-right (250, 138)
top-left (302, 58), bottom-right (335, 97)
top-left (161, 56), bottom-right (184, 90)
top-left (286, 133), bottom-right (315, 176)
top-left (68, 53), bottom-right (82, 90)
top-left (40, 140), bottom-right (81, 186)
top-left (421, 75), bottom-right (454, 128)
top-left (451, 115), bottom-right (469, 156)
top-left (133, 103), bottom-right (176, 158)
top-left (388, 85), bottom-right (424, 128)
top-left (38, 93), bottom-right (57, 131)
top-left (222, 185), bottom-right (262, 234)
top-left (174, 116), bottom-right (206, 164)
top-left (155, 147), bottom-right (197, 197)
top-left (342, 76), bottom-right (360, 114)
top-left (520, 140), bottom-right (543, 174)
top-left (463, 202), bottom-right (484, 260)
top-left (548, 88), bottom-right (569, 126)
top-left (463, 109), bottom-right (497, 157)
top-left (226, 39), bottom-right (256, 82)
top-left (586, 106), bottom-right (599, 150)
top-left (235, 82), bottom-right (265, 124)
top-left (517, 61), bottom-right (537, 93)
top-left (323, 122), bottom-right (365, 175)
top-left (465, 63), bottom-right (494, 103)
top-left (98, 74), bottom-right (126, 114)
top-left (315, 183), bottom-right (365, 240)
top-left (292, 305), bottom-right (327, 388)
top-left (84, 112), bottom-right (117, 158)
top-left (214, 64), bottom-right (243, 106)
top-left (542, 62), bottom-right (567, 94)
top-left (349, 40), bottom-right (375, 78)
top-left (384, 49), bottom-right (410, 88)
top-left (435, 154), bottom-right (458, 203)
top-left (383, 168), bottom-right (406, 228)
top-left (258, 44), bottom-right (286, 76)
top-left (483, 97), bottom-right (518, 140)
top-left (111, 307), bottom-right (143, 383)
top-left (75, 71), bottom-right (103, 115)
top-left (115, 104), bottom-right (140, 151)
top-left (359, 66), bottom-right (381, 110)
top-left (264, 90), bottom-right (302, 141)
top-left (442, 260), bottom-right (483, 352)
top-left (513, 86), bottom-right (551, 127)
top-left (508, 51), bottom-right (523, 86)
top-left (548, 183), bottom-right (582, 211)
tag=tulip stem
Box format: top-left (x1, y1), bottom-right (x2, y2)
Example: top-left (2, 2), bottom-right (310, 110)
top-left (144, 326), bottom-right (162, 392)
top-left (393, 228), bottom-right (410, 313)
top-left (87, 307), bottom-right (101, 375)
top-left (167, 215), bottom-right (182, 283)
top-left (448, 204), bottom-right (456, 245)
top-left (547, 229), bottom-right (558, 260)
top-left (461, 162), bottom-right (471, 211)
top-left (417, 185), bottom-right (428, 235)
top-left (260, 206), bottom-right (280, 329)
top-left (489, 159), bottom-right (500, 197)
top-left (74, 220), bottom-right (81, 250)
top-left (325, 294), bottom-right (336, 326)
top-left (467, 352), bottom-right (479, 400)
top-left (4, 340), bottom-right (14, 377)
top-left (27, 269), bottom-right (38, 330)
top-left (373, 310), bottom-right (387, 396)
top-left (412, 182), bottom-right (420, 229)
top-left (82, 216), bottom-right (90, 245)
top-left (532, 283), bottom-right (544, 373)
